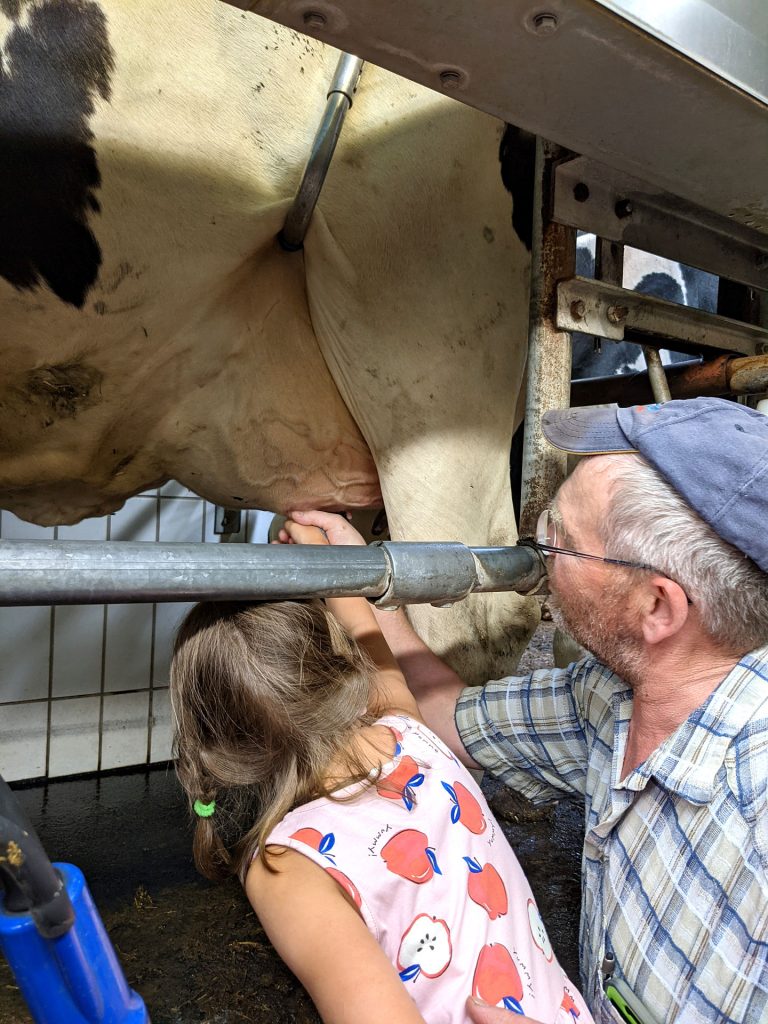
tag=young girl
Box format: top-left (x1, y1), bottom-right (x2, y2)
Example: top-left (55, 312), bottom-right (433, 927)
top-left (170, 511), bottom-right (593, 1024)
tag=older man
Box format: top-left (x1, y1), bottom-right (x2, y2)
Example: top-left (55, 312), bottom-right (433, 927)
top-left (373, 398), bottom-right (768, 1024)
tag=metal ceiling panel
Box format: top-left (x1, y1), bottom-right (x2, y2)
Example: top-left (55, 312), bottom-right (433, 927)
top-left (224, 0), bottom-right (768, 239)
top-left (594, 0), bottom-right (768, 104)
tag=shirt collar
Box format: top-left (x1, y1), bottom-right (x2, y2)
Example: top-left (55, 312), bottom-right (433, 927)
top-left (612, 644), bottom-right (768, 804)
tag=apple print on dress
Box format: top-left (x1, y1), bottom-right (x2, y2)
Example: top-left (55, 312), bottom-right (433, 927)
top-left (442, 780), bottom-right (487, 834)
top-left (472, 943), bottom-right (524, 1014)
top-left (389, 726), bottom-right (404, 754)
top-left (290, 827), bottom-right (337, 863)
top-left (381, 829), bottom-right (441, 883)
top-left (527, 898), bottom-right (553, 962)
top-left (325, 866), bottom-right (363, 910)
top-left (289, 828), bottom-right (361, 908)
top-left (397, 913), bottom-right (452, 982)
top-left (560, 991), bottom-right (581, 1019)
top-left (464, 857), bottom-right (508, 919)
top-left (376, 754), bottom-right (425, 810)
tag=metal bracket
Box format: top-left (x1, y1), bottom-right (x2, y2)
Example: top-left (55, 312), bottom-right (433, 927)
top-left (558, 277), bottom-right (768, 356)
top-left (554, 155), bottom-right (768, 291)
top-left (373, 541), bottom-right (478, 609)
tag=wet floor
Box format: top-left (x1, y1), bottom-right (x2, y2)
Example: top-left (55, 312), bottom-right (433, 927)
top-left (0, 623), bottom-right (585, 1023)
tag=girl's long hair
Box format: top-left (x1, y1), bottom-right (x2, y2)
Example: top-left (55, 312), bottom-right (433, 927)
top-left (170, 599), bottom-right (384, 881)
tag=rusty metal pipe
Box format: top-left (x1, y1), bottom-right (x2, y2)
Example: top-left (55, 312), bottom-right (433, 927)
top-left (571, 353), bottom-right (768, 407)
top-left (519, 139), bottom-right (576, 536)
top-left (728, 353), bottom-right (768, 394)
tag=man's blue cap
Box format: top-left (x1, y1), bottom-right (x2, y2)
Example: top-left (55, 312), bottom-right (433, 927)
top-left (541, 397), bottom-right (768, 574)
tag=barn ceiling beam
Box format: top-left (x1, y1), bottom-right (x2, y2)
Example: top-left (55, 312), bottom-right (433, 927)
top-left (0, 540), bottom-right (543, 609)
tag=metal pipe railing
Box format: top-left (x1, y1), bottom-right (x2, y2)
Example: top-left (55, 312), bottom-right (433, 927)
top-left (0, 540), bottom-right (544, 608)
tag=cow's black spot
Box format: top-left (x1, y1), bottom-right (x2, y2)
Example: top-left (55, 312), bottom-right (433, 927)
top-left (634, 271), bottom-right (684, 306)
top-left (680, 262), bottom-right (718, 312)
top-left (0, 0), bottom-right (114, 306)
top-left (499, 124), bottom-right (535, 251)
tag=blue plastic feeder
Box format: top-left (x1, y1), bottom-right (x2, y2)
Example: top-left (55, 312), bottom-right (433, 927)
top-left (0, 775), bottom-right (150, 1023)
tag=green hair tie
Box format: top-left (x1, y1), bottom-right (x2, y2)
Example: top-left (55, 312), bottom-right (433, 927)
top-left (193, 798), bottom-right (216, 818)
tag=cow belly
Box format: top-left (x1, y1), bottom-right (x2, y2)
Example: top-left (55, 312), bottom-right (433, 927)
top-left (0, 240), bottom-right (381, 524)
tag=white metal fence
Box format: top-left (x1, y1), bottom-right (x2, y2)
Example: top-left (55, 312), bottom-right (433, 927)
top-left (0, 483), bottom-right (273, 782)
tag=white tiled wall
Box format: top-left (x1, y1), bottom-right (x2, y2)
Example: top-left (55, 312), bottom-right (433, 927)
top-left (0, 486), bottom-right (274, 782)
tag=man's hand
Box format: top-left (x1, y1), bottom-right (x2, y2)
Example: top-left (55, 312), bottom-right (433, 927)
top-left (466, 998), bottom-right (547, 1024)
top-left (284, 509), bottom-right (367, 547)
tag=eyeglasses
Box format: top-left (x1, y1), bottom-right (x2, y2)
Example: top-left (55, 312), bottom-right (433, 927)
top-left (523, 508), bottom-right (693, 603)
top-left (530, 508), bottom-right (657, 572)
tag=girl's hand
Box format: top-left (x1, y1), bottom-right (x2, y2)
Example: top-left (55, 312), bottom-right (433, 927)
top-left (275, 519), bottom-right (329, 546)
top-left (281, 512), bottom-right (422, 724)
top-left (286, 509), bottom-right (367, 547)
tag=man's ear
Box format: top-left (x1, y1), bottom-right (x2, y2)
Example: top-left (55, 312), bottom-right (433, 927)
top-left (639, 576), bottom-right (690, 645)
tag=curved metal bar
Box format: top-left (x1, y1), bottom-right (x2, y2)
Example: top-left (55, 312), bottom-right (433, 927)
top-left (0, 774), bottom-right (74, 939)
top-left (279, 53), bottom-right (364, 251)
top-left (0, 539), bottom-right (543, 607)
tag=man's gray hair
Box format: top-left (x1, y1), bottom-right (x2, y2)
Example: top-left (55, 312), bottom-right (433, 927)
top-left (599, 453), bottom-right (768, 653)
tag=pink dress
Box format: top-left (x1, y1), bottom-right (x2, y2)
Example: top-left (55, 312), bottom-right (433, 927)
top-left (264, 714), bottom-right (593, 1024)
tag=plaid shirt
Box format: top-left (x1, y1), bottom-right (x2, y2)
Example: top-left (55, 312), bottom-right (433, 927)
top-left (455, 645), bottom-right (768, 1024)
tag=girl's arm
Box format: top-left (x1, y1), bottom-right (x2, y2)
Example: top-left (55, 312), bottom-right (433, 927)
top-left (246, 849), bottom-right (427, 1024)
top-left (370, 604), bottom-right (478, 768)
top-left (278, 512), bottom-right (421, 720)
top-left (283, 512), bottom-right (473, 758)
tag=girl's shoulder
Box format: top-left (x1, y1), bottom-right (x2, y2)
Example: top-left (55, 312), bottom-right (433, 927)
top-left (374, 713), bottom-right (462, 767)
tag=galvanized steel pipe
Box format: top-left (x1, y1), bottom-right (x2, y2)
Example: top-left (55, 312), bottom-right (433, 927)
top-left (0, 540), bottom-right (543, 607)
top-left (642, 345), bottom-right (672, 403)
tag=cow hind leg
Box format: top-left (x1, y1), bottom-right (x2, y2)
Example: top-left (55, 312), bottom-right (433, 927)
top-left (377, 441), bottom-right (540, 686)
